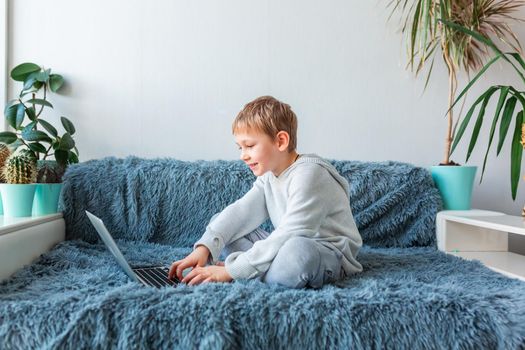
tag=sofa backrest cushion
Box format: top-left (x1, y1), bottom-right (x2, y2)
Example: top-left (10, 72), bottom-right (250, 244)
top-left (61, 156), bottom-right (442, 248)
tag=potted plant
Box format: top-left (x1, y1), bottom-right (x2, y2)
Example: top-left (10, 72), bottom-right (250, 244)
top-left (0, 62), bottom-right (79, 216)
top-left (0, 149), bottom-right (37, 217)
top-left (387, 0), bottom-right (525, 209)
top-left (439, 21), bottom-right (525, 208)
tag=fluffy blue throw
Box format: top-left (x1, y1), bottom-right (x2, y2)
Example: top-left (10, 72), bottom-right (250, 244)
top-left (0, 156), bottom-right (524, 349)
top-left (61, 156), bottom-right (442, 248)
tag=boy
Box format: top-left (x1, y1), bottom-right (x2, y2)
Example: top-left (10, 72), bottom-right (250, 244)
top-left (168, 96), bottom-right (363, 289)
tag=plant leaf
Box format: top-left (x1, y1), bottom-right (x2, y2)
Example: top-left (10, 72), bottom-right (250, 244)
top-left (450, 86), bottom-right (497, 155)
top-left (15, 104), bottom-right (25, 129)
top-left (509, 52), bottom-right (525, 71)
top-left (58, 133), bottom-right (75, 150)
top-left (479, 86), bottom-right (509, 183)
top-left (49, 74), bottom-right (64, 92)
top-left (54, 149), bottom-right (69, 166)
top-left (61, 116), bottom-right (75, 135)
top-left (23, 72), bottom-right (39, 90)
top-left (27, 142), bottom-right (47, 154)
top-left (10, 62), bottom-right (40, 82)
top-left (510, 111), bottom-right (523, 200)
top-left (497, 96), bottom-right (517, 155)
top-left (466, 87), bottom-right (498, 161)
top-left (25, 98), bottom-right (53, 108)
top-left (409, 0), bottom-right (422, 71)
top-left (36, 69), bottom-right (51, 83)
top-left (4, 104), bottom-right (19, 129)
top-left (26, 106), bottom-right (36, 121)
top-left (68, 150), bottom-right (79, 164)
top-left (37, 119), bottom-right (58, 137)
top-left (21, 129), bottom-right (52, 143)
top-left (0, 131), bottom-right (18, 144)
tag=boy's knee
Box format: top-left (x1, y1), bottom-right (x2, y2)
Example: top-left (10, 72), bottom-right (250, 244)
top-left (263, 237), bottom-right (321, 288)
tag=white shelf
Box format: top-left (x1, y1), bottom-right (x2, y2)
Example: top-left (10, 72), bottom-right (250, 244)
top-left (438, 210), bottom-right (525, 236)
top-left (437, 210), bottom-right (525, 282)
top-left (0, 213), bottom-right (63, 235)
top-left (0, 213), bottom-right (65, 281)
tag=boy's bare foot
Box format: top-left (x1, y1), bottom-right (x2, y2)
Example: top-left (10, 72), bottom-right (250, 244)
top-left (215, 261), bottom-right (225, 266)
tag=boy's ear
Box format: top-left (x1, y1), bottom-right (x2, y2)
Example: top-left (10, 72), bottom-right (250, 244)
top-left (275, 131), bottom-right (290, 151)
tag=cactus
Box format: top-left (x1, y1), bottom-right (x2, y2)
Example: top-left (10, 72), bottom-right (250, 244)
top-left (0, 143), bottom-right (12, 183)
top-left (3, 151), bottom-right (37, 184)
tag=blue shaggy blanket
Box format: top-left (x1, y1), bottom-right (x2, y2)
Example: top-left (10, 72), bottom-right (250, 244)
top-left (60, 157), bottom-right (442, 248)
top-left (1, 240), bottom-right (524, 349)
top-left (0, 157), bottom-right (524, 349)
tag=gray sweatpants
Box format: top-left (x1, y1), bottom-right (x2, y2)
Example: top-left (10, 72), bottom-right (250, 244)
top-left (218, 225), bottom-right (345, 289)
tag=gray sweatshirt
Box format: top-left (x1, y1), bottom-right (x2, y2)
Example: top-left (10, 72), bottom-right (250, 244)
top-left (194, 153), bottom-right (363, 280)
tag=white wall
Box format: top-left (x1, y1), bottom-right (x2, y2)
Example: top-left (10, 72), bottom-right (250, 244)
top-left (5, 0), bottom-right (525, 215)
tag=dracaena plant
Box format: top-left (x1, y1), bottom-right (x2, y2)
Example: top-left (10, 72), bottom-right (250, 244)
top-left (0, 62), bottom-right (79, 169)
top-left (387, 0), bottom-right (525, 165)
top-left (442, 21), bottom-right (525, 200)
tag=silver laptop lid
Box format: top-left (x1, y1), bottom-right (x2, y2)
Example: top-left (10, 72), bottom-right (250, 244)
top-left (85, 210), bottom-right (140, 283)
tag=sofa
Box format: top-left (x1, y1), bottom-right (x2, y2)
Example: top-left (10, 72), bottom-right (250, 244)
top-left (1, 156), bottom-right (524, 349)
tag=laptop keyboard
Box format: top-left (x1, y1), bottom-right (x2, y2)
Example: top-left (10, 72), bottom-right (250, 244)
top-left (133, 267), bottom-right (179, 288)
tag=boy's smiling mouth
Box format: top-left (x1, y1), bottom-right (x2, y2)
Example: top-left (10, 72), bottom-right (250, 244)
top-left (248, 163), bottom-right (258, 169)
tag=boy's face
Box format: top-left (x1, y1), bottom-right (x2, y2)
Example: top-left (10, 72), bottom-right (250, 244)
top-left (234, 128), bottom-right (285, 177)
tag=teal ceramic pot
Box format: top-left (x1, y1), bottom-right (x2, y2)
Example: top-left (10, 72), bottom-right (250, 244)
top-left (0, 192), bottom-right (3, 215)
top-left (431, 165), bottom-right (477, 210)
top-left (0, 184), bottom-right (37, 217)
top-left (33, 183), bottom-right (63, 216)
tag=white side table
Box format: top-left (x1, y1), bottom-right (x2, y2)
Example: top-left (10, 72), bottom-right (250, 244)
top-left (0, 213), bottom-right (65, 281)
top-left (436, 209), bottom-right (525, 281)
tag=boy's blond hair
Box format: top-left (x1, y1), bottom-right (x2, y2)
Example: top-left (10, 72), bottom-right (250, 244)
top-left (232, 96), bottom-right (298, 152)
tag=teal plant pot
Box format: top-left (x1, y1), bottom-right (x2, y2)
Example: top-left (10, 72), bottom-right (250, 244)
top-left (33, 183), bottom-right (63, 216)
top-left (0, 184), bottom-right (37, 217)
top-left (431, 165), bottom-right (477, 210)
top-left (0, 192), bottom-right (3, 215)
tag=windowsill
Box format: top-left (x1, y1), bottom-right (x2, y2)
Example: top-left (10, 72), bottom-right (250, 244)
top-left (0, 213), bottom-right (63, 236)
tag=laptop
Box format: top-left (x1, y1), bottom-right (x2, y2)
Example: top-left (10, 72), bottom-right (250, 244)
top-left (85, 210), bottom-right (179, 288)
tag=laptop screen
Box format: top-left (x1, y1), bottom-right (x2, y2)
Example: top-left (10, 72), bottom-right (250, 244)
top-left (85, 210), bottom-right (140, 283)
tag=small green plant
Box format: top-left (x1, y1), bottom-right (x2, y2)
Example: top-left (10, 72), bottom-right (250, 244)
top-left (0, 62), bottom-right (79, 176)
top-left (3, 150), bottom-right (37, 184)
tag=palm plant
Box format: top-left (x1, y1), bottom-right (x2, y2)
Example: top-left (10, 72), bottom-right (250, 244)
top-left (442, 21), bottom-right (525, 200)
top-left (387, 0), bottom-right (525, 165)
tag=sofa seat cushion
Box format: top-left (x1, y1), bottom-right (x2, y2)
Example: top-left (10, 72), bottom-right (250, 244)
top-left (1, 240), bottom-right (524, 349)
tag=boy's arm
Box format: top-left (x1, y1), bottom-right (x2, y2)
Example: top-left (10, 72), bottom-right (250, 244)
top-left (193, 175), bottom-right (269, 264)
top-left (224, 167), bottom-right (332, 280)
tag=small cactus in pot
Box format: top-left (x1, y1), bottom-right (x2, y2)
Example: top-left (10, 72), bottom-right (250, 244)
top-left (0, 149), bottom-right (38, 217)
top-left (3, 149), bottom-right (37, 184)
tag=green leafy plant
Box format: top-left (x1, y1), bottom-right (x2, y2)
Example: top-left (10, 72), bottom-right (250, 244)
top-left (441, 20), bottom-right (525, 200)
top-left (387, 0), bottom-right (525, 165)
top-left (0, 62), bottom-right (79, 177)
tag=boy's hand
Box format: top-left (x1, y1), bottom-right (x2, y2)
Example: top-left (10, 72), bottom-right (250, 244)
top-left (181, 265), bottom-right (233, 285)
top-left (168, 245), bottom-right (210, 281)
